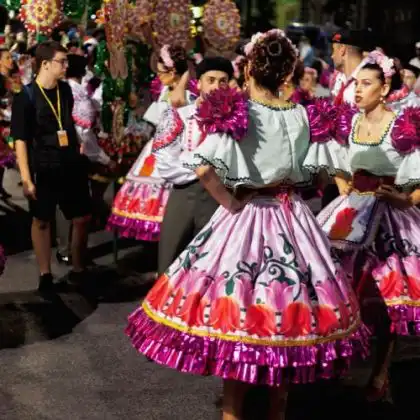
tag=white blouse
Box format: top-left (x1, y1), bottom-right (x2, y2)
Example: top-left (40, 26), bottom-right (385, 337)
top-left (181, 100), bottom-right (312, 188)
top-left (143, 86), bottom-right (196, 126)
top-left (303, 111), bottom-right (420, 188)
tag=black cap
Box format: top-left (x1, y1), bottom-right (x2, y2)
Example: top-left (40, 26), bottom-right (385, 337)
top-left (196, 57), bottom-right (234, 80)
top-left (404, 63), bottom-right (420, 78)
top-left (331, 29), bottom-right (375, 51)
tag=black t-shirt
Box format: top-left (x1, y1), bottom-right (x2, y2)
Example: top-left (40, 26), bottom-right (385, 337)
top-left (11, 80), bottom-right (84, 171)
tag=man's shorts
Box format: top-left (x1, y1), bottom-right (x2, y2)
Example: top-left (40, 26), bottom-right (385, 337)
top-left (29, 166), bottom-right (92, 222)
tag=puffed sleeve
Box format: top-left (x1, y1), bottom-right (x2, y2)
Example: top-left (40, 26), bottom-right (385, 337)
top-left (392, 108), bottom-right (420, 187)
top-left (181, 131), bottom-right (251, 188)
top-left (181, 88), bottom-right (250, 187)
top-left (303, 99), bottom-right (355, 175)
top-left (151, 107), bottom-right (197, 185)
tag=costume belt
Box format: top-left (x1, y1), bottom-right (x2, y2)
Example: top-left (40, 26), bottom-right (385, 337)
top-left (351, 170), bottom-right (395, 194)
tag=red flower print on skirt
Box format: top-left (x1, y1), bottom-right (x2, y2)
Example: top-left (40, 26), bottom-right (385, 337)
top-left (245, 304), bottom-right (276, 337)
top-left (147, 274), bottom-right (173, 311)
top-left (280, 302), bottom-right (312, 338)
top-left (404, 256), bottom-right (420, 300)
top-left (372, 254), bottom-right (404, 300)
top-left (209, 297), bottom-right (241, 334)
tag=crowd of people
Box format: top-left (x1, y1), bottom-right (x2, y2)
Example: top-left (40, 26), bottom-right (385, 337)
top-left (0, 20), bottom-right (419, 420)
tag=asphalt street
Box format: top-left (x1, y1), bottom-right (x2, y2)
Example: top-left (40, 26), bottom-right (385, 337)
top-left (0, 169), bottom-right (419, 420)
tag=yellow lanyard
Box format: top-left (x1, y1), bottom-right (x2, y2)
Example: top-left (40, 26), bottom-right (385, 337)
top-left (36, 81), bottom-right (63, 130)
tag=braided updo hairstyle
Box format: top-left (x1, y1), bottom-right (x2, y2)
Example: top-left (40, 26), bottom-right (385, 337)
top-left (248, 32), bottom-right (297, 95)
top-left (159, 45), bottom-right (189, 76)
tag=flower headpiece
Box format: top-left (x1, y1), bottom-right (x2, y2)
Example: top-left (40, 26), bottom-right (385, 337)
top-left (365, 50), bottom-right (395, 78)
top-left (304, 67), bottom-right (318, 79)
top-left (244, 29), bottom-right (298, 57)
top-left (160, 44), bottom-right (174, 69)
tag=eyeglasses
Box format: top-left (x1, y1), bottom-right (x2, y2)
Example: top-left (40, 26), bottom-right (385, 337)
top-left (52, 59), bottom-right (69, 67)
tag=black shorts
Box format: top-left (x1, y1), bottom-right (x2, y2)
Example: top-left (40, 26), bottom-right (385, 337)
top-left (29, 167), bottom-right (92, 222)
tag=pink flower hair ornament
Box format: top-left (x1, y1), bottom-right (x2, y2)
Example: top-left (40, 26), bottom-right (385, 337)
top-left (365, 50), bottom-right (395, 78)
top-left (160, 45), bottom-right (174, 69)
top-left (244, 29), bottom-right (298, 58)
top-left (304, 67), bottom-right (318, 79)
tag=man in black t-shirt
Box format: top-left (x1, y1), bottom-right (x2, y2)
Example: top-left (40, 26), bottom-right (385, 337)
top-left (11, 41), bottom-right (91, 291)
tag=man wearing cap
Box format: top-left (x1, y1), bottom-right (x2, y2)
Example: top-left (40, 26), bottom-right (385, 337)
top-left (152, 56), bottom-right (234, 274)
top-left (403, 63), bottom-right (420, 94)
top-left (330, 29), bottom-right (372, 106)
top-left (409, 42), bottom-right (420, 70)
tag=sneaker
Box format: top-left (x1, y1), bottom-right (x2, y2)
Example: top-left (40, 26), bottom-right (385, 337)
top-left (38, 273), bottom-right (54, 291)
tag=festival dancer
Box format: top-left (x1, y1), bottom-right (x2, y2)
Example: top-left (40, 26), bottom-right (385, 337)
top-left (107, 45), bottom-right (195, 241)
top-left (154, 56), bottom-right (234, 275)
top-left (126, 30), bottom-right (369, 420)
top-left (304, 50), bottom-right (420, 401)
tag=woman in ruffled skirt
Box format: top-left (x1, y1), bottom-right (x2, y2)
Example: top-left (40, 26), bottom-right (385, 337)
top-left (126, 30), bottom-right (369, 419)
top-left (107, 45), bottom-right (197, 241)
top-left (304, 50), bottom-right (420, 401)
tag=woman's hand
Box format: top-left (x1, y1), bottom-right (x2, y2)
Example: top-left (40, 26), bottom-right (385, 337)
top-left (336, 180), bottom-right (352, 196)
top-left (334, 174), bottom-right (352, 196)
top-left (229, 191), bottom-right (257, 214)
top-left (376, 185), bottom-right (413, 209)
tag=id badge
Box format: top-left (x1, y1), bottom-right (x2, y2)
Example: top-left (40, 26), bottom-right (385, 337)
top-left (57, 130), bottom-right (69, 147)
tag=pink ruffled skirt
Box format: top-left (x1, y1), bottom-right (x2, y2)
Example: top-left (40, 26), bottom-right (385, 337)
top-left (126, 194), bottom-right (369, 386)
top-left (107, 179), bottom-right (171, 242)
top-left (317, 193), bottom-right (420, 335)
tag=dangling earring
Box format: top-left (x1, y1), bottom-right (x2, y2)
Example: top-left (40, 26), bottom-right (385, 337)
top-left (380, 96), bottom-right (386, 104)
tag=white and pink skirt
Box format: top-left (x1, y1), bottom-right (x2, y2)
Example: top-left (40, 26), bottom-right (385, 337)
top-left (317, 174), bottom-right (420, 336)
top-left (107, 140), bottom-right (171, 242)
top-left (126, 192), bottom-right (369, 386)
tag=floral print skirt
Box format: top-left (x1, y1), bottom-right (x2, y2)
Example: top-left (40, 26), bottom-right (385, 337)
top-left (107, 140), bottom-right (171, 242)
top-left (126, 194), bottom-right (369, 386)
top-left (318, 193), bottom-right (420, 336)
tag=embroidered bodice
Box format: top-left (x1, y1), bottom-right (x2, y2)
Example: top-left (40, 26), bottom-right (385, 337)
top-left (303, 107), bottom-right (420, 188)
top-left (143, 86), bottom-right (196, 126)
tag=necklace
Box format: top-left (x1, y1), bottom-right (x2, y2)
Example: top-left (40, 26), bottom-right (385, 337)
top-left (364, 112), bottom-right (386, 137)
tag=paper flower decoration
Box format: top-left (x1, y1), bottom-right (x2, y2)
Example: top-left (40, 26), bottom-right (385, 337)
top-left (196, 87), bottom-right (248, 141)
top-left (202, 0), bottom-right (240, 53)
top-left (104, 0), bottom-right (129, 79)
top-left (95, 6), bottom-right (106, 25)
top-left (127, 0), bottom-right (155, 43)
top-left (19, 0), bottom-right (63, 35)
top-left (152, 0), bottom-right (192, 48)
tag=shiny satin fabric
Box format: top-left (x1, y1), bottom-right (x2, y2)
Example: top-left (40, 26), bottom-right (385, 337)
top-left (318, 191), bottom-right (420, 336)
top-left (126, 194), bottom-right (369, 386)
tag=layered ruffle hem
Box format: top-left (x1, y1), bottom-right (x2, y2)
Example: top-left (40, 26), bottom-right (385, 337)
top-left (107, 180), bottom-right (171, 242)
top-left (126, 194), bottom-right (370, 386)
